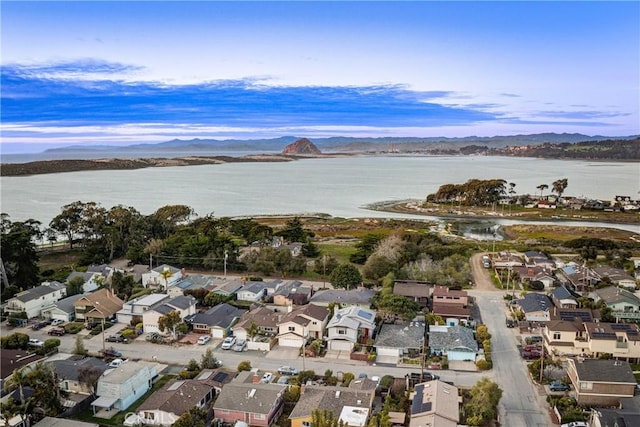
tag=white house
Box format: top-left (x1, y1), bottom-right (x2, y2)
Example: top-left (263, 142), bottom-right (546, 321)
top-left (66, 271), bottom-right (102, 293)
top-left (41, 294), bottom-right (83, 322)
top-left (142, 265), bottom-right (183, 290)
top-left (236, 281), bottom-right (268, 303)
top-left (326, 306), bottom-right (376, 352)
top-left (116, 293), bottom-right (170, 325)
top-left (93, 361), bottom-right (158, 414)
top-left (5, 282), bottom-right (67, 319)
top-left (142, 295), bottom-right (198, 334)
top-left (428, 325), bottom-right (479, 362)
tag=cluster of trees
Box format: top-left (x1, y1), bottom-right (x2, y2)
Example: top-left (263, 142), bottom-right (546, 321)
top-left (426, 177), bottom-right (571, 207)
top-left (462, 378), bottom-right (503, 426)
top-left (0, 362), bottom-right (63, 425)
top-left (426, 179), bottom-right (509, 206)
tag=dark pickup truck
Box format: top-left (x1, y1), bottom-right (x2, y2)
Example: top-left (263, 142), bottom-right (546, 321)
top-left (48, 327), bottom-right (66, 336)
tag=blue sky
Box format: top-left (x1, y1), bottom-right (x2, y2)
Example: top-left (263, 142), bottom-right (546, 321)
top-left (1, 1), bottom-right (638, 153)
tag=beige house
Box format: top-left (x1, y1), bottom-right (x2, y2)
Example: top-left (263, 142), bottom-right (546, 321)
top-left (567, 358), bottom-right (636, 406)
top-left (409, 380), bottom-right (460, 427)
top-left (233, 307), bottom-right (281, 341)
top-left (542, 320), bottom-right (640, 362)
top-left (74, 288), bottom-right (124, 323)
top-left (277, 304), bottom-right (329, 347)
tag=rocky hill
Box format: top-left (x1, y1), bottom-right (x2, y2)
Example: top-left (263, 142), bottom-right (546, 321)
top-left (281, 138), bottom-right (322, 155)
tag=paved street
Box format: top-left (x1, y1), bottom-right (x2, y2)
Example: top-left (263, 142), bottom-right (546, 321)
top-left (469, 253), bottom-right (554, 427)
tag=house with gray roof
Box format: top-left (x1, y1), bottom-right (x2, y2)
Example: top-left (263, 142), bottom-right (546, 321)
top-left (428, 325), bottom-right (478, 362)
top-left (5, 281), bottom-right (67, 319)
top-left (326, 306), bottom-right (376, 352)
top-left (93, 361), bottom-right (158, 414)
top-left (131, 376), bottom-right (216, 426)
top-left (273, 280), bottom-right (311, 306)
top-left (213, 371), bottom-right (286, 427)
top-left (590, 407), bottom-right (640, 427)
top-left (116, 293), bottom-right (169, 325)
top-left (49, 357), bottom-right (108, 395)
top-left (237, 281), bottom-right (269, 303)
top-left (166, 273), bottom-right (217, 298)
top-left (309, 288), bottom-right (376, 309)
top-left (593, 266), bottom-right (637, 290)
top-left (233, 307), bottom-right (281, 347)
top-left (557, 263), bottom-right (599, 291)
top-left (374, 322), bottom-right (426, 365)
top-left (186, 303), bottom-right (246, 339)
top-left (66, 270), bottom-right (101, 293)
top-left (513, 293), bottom-right (553, 322)
top-left (590, 286), bottom-right (640, 321)
top-left (212, 279), bottom-right (244, 297)
top-left (142, 295), bottom-right (198, 334)
top-left (567, 358), bottom-right (636, 406)
top-left (550, 286), bottom-right (578, 309)
top-left (392, 280), bottom-right (431, 308)
top-left (289, 385), bottom-right (375, 427)
top-left (41, 293), bottom-right (83, 322)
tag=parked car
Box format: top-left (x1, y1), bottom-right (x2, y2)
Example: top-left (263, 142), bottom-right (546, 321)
top-left (197, 335), bottom-right (211, 345)
top-left (560, 422), bottom-right (588, 427)
top-left (106, 334), bottom-right (127, 343)
top-left (108, 358), bottom-right (125, 368)
top-left (28, 338), bottom-right (44, 347)
top-left (278, 366), bottom-right (298, 376)
top-left (31, 321), bottom-right (47, 330)
top-left (522, 350), bottom-right (542, 360)
top-left (101, 348), bottom-right (122, 358)
top-left (48, 327), bottom-right (66, 336)
top-left (221, 336), bottom-right (236, 350)
top-left (261, 372), bottom-right (274, 383)
top-left (550, 381), bottom-right (571, 392)
top-left (233, 339), bottom-right (247, 352)
top-left (277, 376), bottom-right (290, 385)
top-left (51, 319), bottom-right (65, 326)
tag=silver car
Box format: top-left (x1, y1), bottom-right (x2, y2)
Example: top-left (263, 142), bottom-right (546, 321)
top-left (221, 336), bottom-right (236, 350)
top-left (233, 339), bottom-right (247, 352)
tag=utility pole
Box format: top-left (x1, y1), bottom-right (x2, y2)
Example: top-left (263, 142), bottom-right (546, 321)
top-left (539, 342), bottom-right (545, 383)
top-left (149, 253), bottom-right (153, 270)
top-left (224, 250), bottom-right (228, 279)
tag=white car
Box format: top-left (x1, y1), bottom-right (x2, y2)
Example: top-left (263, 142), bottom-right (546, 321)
top-left (28, 338), bottom-right (44, 347)
top-left (560, 422), bottom-right (588, 427)
top-left (261, 372), bottom-right (274, 383)
top-left (50, 319), bottom-right (64, 326)
top-left (221, 336), bottom-right (236, 350)
top-left (197, 335), bottom-right (211, 345)
top-left (108, 358), bottom-right (125, 368)
top-left (233, 339), bottom-right (247, 352)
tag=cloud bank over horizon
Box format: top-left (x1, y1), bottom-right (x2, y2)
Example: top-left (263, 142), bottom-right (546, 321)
top-left (1, 2), bottom-right (638, 153)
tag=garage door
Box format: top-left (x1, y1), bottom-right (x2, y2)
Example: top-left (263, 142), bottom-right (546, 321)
top-left (278, 337), bottom-right (303, 348)
top-left (329, 340), bottom-right (353, 351)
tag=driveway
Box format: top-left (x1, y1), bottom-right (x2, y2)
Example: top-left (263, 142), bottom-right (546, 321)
top-left (265, 345), bottom-right (300, 360)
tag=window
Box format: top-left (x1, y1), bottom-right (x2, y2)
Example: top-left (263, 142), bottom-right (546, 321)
top-left (288, 326), bottom-right (295, 332)
top-left (302, 422), bottom-right (312, 427)
top-left (553, 332), bottom-right (561, 340)
top-left (313, 321), bottom-right (317, 325)
top-left (338, 329), bottom-right (346, 335)
top-left (254, 414), bottom-right (265, 420)
top-left (580, 381), bottom-right (593, 390)
top-left (145, 412), bottom-right (155, 420)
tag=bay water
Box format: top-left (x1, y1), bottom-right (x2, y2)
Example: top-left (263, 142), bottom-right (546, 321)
top-left (1, 156), bottom-right (638, 232)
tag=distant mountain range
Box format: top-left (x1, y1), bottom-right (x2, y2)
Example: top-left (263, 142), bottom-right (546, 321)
top-left (43, 133), bottom-right (638, 154)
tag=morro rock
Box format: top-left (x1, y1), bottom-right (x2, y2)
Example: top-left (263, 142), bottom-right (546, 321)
top-left (282, 138), bottom-right (322, 155)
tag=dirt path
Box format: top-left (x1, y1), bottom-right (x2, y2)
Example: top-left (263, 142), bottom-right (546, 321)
top-left (470, 253), bottom-right (499, 292)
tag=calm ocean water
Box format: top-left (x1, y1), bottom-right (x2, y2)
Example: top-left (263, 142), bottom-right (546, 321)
top-left (1, 156), bottom-right (638, 232)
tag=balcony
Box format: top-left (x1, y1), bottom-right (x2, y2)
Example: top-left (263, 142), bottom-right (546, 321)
top-left (616, 341), bottom-right (629, 349)
top-left (612, 311), bottom-right (640, 319)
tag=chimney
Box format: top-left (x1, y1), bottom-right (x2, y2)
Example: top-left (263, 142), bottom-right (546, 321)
top-left (181, 268), bottom-right (187, 278)
top-left (253, 374), bottom-right (260, 384)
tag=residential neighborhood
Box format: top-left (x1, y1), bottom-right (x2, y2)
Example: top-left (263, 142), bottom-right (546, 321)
top-left (2, 209), bottom-right (640, 427)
